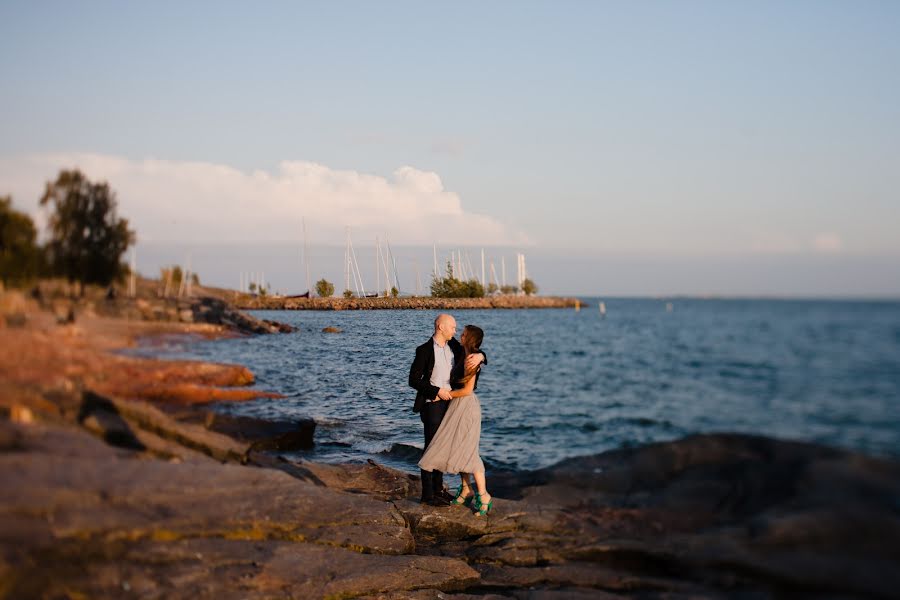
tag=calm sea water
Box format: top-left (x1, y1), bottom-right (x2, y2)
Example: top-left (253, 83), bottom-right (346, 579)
top-left (144, 299), bottom-right (900, 473)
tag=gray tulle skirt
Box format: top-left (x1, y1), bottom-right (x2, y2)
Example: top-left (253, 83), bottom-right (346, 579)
top-left (418, 393), bottom-right (485, 475)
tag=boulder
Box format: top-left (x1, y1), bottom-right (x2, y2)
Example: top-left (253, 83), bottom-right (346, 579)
top-left (198, 412), bottom-right (316, 451)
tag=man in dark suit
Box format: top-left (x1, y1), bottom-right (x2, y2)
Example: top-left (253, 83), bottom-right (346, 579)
top-left (409, 314), bottom-right (485, 505)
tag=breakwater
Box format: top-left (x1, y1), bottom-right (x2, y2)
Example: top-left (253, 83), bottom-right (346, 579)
top-left (234, 294), bottom-right (581, 310)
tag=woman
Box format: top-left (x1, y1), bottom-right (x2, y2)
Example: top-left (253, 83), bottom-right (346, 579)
top-left (418, 325), bottom-right (492, 516)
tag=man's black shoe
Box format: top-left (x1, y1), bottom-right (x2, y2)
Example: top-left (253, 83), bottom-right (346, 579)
top-left (421, 496), bottom-right (451, 507)
top-left (435, 489), bottom-right (455, 503)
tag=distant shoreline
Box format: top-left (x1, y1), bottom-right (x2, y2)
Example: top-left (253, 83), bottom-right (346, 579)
top-left (232, 295), bottom-right (582, 311)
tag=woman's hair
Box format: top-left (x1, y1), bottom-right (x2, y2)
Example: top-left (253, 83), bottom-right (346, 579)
top-left (458, 325), bottom-right (484, 385)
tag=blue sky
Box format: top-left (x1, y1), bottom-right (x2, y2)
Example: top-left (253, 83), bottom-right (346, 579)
top-left (1, 1), bottom-right (899, 295)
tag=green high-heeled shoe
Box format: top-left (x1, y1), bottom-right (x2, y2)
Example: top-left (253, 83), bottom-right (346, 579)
top-left (473, 492), bottom-right (493, 516)
top-left (452, 484), bottom-right (474, 506)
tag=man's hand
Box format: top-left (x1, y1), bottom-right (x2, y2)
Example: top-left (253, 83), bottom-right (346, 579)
top-left (437, 388), bottom-right (452, 401)
top-left (465, 353), bottom-right (484, 371)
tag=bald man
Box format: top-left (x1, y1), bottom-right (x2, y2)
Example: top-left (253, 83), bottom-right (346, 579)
top-left (409, 314), bottom-right (485, 505)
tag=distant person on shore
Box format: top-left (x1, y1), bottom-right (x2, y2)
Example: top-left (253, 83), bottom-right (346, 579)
top-left (416, 324), bottom-right (493, 516)
top-left (409, 314), bottom-right (485, 506)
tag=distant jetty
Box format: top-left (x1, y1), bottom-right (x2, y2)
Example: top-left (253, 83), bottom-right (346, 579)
top-left (234, 295), bottom-right (582, 311)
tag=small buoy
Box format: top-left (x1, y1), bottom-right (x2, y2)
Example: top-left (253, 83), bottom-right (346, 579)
top-left (575, 299), bottom-right (580, 311)
top-left (599, 301), bottom-right (606, 317)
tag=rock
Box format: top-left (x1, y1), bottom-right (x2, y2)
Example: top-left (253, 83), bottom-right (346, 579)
top-left (0, 421), bottom-right (25, 451)
top-left (5, 538), bottom-right (479, 599)
top-left (128, 382), bottom-right (284, 406)
top-left (2, 312), bottom-right (27, 327)
top-left (322, 326), bottom-right (342, 333)
top-left (198, 412), bottom-right (316, 451)
top-left (297, 459), bottom-right (420, 501)
top-left (7, 404), bottom-right (35, 424)
top-left (0, 421), bottom-right (487, 599)
top-left (488, 433), bottom-right (900, 599)
top-left (0, 421), bottom-right (415, 554)
top-left (178, 308), bottom-right (194, 322)
top-left (189, 296), bottom-right (295, 334)
top-left (263, 319), bottom-right (297, 333)
top-left (0, 289), bottom-right (29, 315)
top-left (97, 393), bottom-right (251, 463)
top-left (77, 391), bottom-right (146, 450)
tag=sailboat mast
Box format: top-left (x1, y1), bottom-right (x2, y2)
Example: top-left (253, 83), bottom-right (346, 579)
top-left (302, 218), bottom-right (311, 295)
top-left (344, 228), bottom-right (351, 294)
top-left (481, 249), bottom-right (485, 286)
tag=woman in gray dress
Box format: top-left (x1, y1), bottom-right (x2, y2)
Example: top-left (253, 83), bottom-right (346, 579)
top-left (418, 325), bottom-right (493, 516)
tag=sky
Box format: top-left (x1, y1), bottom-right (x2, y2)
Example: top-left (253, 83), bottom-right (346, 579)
top-left (1, 1), bottom-right (899, 296)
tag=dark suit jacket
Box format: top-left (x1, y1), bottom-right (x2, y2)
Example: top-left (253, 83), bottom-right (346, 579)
top-left (409, 337), bottom-right (485, 414)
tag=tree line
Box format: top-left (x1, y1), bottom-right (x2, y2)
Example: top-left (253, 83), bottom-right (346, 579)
top-left (1, 170), bottom-right (134, 294)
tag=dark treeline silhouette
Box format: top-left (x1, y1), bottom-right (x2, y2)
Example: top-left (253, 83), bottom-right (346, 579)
top-left (0, 169), bottom-right (135, 295)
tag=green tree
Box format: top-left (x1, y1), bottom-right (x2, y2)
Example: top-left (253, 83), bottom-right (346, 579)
top-left (390, 286), bottom-right (399, 298)
top-left (522, 278), bottom-right (538, 295)
top-left (248, 282), bottom-right (257, 294)
top-left (486, 282), bottom-right (498, 295)
top-left (430, 261), bottom-right (485, 298)
top-left (500, 284), bottom-right (518, 295)
top-left (315, 278), bottom-right (334, 297)
top-left (0, 196), bottom-right (42, 288)
top-left (342, 289), bottom-right (354, 299)
top-left (40, 170), bottom-right (135, 294)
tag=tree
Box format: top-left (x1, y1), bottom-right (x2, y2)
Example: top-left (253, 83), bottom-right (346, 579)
top-left (40, 170), bottom-right (135, 294)
top-left (315, 278), bottom-right (334, 297)
top-left (430, 261), bottom-right (485, 298)
top-left (390, 286), bottom-right (399, 298)
top-left (522, 278), bottom-right (538, 295)
top-left (500, 284), bottom-right (518, 295)
top-left (0, 196), bottom-right (42, 288)
top-left (343, 289), bottom-right (354, 299)
top-left (248, 282), bottom-right (257, 294)
top-left (486, 282), bottom-right (499, 295)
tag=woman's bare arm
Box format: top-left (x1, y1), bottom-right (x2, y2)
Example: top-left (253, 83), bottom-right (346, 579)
top-left (450, 368), bottom-right (478, 398)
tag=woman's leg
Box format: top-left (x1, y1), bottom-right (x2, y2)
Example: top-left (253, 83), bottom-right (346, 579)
top-left (453, 472), bottom-right (474, 504)
top-left (473, 471), bottom-right (491, 504)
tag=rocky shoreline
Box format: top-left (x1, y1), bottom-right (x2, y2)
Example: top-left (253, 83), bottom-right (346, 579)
top-left (2, 288), bottom-right (898, 599)
top-left (233, 294), bottom-right (581, 311)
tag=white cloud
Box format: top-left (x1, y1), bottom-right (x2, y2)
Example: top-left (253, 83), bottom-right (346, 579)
top-left (813, 232), bottom-right (843, 253)
top-left (0, 153), bottom-right (530, 246)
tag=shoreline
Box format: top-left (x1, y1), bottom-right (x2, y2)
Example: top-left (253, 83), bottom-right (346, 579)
top-left (233, 294), bottom-right (581, 311)
top-left (2, 286), bottom-right (898, 598)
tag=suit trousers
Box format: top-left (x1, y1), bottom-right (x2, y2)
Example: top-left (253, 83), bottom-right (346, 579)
top-left (420, 400), bottom-right (450, 499)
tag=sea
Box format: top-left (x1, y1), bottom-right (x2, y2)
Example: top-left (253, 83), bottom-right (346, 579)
top-left (142, 298), bottom-right (900, 474)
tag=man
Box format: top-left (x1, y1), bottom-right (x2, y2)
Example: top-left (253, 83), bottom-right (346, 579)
top-left (409, 314), bottom-right (485, 505)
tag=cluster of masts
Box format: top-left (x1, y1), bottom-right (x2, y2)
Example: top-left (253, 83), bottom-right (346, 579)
top-left (123, 221), bottom-right (530, 299)
top-left (338, 228), bottom-right (528, 298)
top-left (330, 226), bottom-right (530, 298)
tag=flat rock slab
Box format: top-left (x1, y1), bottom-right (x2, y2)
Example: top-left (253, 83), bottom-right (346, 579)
top-left (298, 459), bottom-right (420, 501)
top-left (5, 533), bottom-right (478, 599)
top-left (0, 422), bottom-right (413, 557)
top-left (393, 499), bottom-right (519, 544)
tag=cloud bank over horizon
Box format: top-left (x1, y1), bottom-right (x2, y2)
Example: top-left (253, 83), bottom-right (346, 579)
top-left (0, 153), bottom-right (531, 247)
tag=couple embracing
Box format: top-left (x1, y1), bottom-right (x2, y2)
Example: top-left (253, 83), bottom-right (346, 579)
top-left (408, 314), bottom-right (493, 516)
